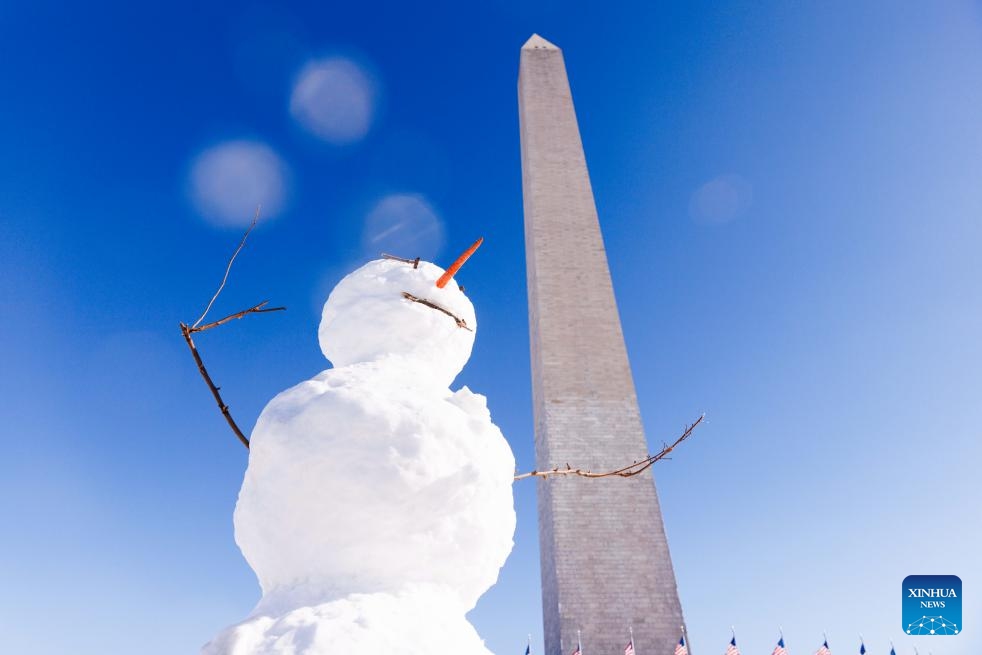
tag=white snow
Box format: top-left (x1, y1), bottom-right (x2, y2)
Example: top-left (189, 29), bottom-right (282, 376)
top-left (318, 259), bottom-right (477, 387)
top-left (203, 258), bottom-right (516, 655)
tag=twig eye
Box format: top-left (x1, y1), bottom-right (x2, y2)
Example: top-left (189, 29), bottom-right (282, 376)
top-left (381, 253), bottom-right (421, 269)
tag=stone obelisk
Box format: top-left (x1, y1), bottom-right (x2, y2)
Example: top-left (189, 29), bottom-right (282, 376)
top-left (519, 34), bottom-right (687, 655)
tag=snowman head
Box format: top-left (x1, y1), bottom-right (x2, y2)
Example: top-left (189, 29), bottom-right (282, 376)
top-left (319, 239), bottom-right (482, 387)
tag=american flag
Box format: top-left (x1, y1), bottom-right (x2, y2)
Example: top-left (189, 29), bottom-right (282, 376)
top-left (726, 636), bottom-right (741, 655)
top-left (624, 641), bottom-right (634, 655)
top-left (859, 642), bottom-right (866, 655)
top-left (525, 645), bottom-right (531, 655)
top-left (675, 635), bottom-right (688, 655)
top-left (772, 636), bottom-right (788, 655)
top-left (816, 638), bottom-right (831, 655)
top-left (570, 647), bottom-right (580, 655)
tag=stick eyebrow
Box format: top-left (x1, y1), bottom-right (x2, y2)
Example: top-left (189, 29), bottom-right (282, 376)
top-left (401, 291), bottom-right (472, 331)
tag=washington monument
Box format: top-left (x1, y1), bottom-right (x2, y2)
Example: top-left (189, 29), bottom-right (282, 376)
top-left (518, 34), bottom-right (687, 655)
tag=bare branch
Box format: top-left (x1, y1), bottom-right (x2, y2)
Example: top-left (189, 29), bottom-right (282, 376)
top-left (192, 206), bottom-right (261, 329)
top-left (381, 253), bottom-right (420, 268)
top-left (401, 291), bottom-right (473, 331)
top-left (191, 301), bottom-right (286, 333)
top-left (180, 322), bottom-right (251, 449)
top-left (513, 414), bottom-right (704, 481)
top-left (181, 206), bottom-right (284, 451)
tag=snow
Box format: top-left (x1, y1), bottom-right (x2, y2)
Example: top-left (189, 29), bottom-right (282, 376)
top-left (318, 259), bottom-right (477, 388)
top-left (203, 258), bottom-right (516, 655)
top-left (203, 588), bottom-right (494, 655)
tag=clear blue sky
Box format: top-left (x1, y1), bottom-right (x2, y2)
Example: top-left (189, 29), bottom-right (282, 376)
top-left (1, 1), bottom-right (980, 654)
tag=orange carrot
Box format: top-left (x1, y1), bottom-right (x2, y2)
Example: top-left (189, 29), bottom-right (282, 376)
top-left (435, 237), bottom-right (484, 289)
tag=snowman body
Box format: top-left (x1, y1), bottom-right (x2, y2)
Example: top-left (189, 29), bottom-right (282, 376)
top-left (203, 259), bottom-right (516, 655)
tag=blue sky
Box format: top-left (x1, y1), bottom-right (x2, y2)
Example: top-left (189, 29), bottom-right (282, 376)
top-left (1, 1), bottom-right (981, 654)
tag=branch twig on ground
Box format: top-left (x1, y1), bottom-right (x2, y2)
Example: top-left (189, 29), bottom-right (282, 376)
top-left (513, 414), bottom-right (704, 481)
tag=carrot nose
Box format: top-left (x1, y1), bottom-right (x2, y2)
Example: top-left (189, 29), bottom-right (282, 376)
top-left (435, 237), bottom-right (483, 289)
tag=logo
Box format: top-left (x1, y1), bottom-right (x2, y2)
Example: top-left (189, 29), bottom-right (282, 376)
top-left (903, 575), bottom-right (962, 636)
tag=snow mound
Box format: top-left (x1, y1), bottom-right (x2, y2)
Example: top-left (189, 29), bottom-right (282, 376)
top-left (203, 587), bottom-right (493, 655)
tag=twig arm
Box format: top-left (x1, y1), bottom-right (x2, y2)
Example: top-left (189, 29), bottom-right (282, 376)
top-left (180, 322), bottom-right (251, 449)
top-left (180, 206), bottom-right (284, 451)
top-left (192, 207), bottom-right (261, 329)
top-left (191, 301), bottom-right (286, 333)
top-left (514, 414), bottom-right (704, 481)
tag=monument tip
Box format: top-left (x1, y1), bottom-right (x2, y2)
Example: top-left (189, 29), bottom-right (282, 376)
top-left (522, 33), bottom-right (559, 51)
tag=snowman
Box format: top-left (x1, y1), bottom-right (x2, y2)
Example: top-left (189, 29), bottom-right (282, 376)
top-left (203, 239), bottom-right (517, 655)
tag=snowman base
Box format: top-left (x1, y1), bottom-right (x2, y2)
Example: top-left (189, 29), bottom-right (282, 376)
top-left (202, 587), bottom-right (493, 655)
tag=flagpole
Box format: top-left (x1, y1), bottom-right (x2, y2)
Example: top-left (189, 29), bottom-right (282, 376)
top-left (629, 625), bottom-right (636, 655)
top-left (578, 629), bottom-right (583, 655)
top-left (528, 633), bottom-right (532, 655)
top-left (780, 625), bottom-right (787, 655)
